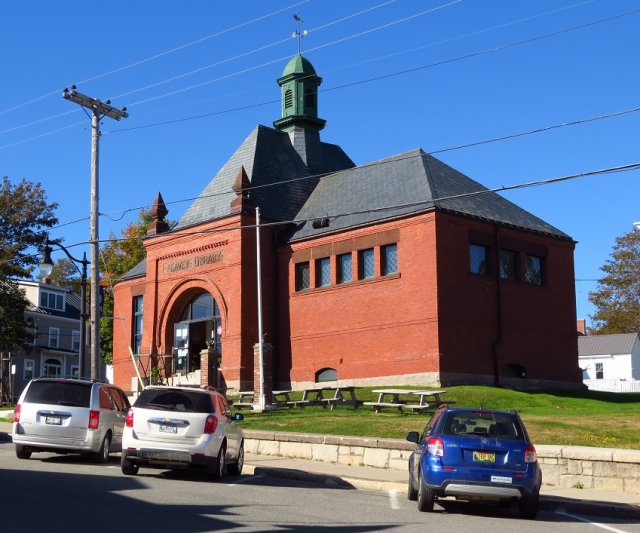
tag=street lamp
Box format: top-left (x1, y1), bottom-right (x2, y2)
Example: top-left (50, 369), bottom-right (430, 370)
top-left (39, 237), bottom-right (89, 379)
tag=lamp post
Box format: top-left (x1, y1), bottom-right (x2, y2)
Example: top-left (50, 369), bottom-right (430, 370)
top-left (39, 237), bottom-right (89, 378)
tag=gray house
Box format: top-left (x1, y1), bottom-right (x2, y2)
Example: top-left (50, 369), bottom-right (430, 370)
top-left (0, 280), bottom-right (86, 402)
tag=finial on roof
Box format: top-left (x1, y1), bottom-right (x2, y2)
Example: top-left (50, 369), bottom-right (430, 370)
top-left (230, 166), bottom-right (254, 214)
top-left (147, 192), bottom-right (170, 235)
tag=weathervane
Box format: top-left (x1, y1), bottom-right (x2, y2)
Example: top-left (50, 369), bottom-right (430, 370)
top-left (292, 13), bottom-right (307, 54)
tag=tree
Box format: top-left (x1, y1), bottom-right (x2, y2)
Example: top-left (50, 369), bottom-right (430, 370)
top-left (99, 210), bottom-right (152, 364)
top-left (588, 228), bottom-right (640, 334)
top-left (0, 177), bottom-right (58, 350)
top-left (48, 258), bottom-right (82, 292)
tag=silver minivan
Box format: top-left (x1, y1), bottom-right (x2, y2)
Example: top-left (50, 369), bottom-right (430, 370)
top-left (12, 377), bottom-right (130, 463)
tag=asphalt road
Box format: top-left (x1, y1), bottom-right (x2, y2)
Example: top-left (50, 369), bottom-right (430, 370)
top-left (2, 441), bottom-right (640, 533)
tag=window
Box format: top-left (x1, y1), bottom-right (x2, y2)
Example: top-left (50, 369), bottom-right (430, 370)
top-left (295, 261), bottom-right (310, 291)
top-left (358, 248), bottom-right (374, 280)
top-left (470, 244), bottom-right (488, 275)
top-left (23, 359), bottom-right (34, 381)
top-left (133, 296), bottom-right (143, 355)
top-left (316, 257), bottom-right (331, 287)
top-left (70, 365), bottom-right (79, 378)
top-left (316, 368), bottom-right (337, 383)
top-left (337, 253), bottom-right (352, 284)
top-left (40, 290), bottom-right (64, 311)
top-left (305, 89), bottom-right (316, 108)
top-left (48, 327), bottom-right (60, 349)
top-left (525, 254), bottom-right (543, 285)
top-left (596, 362), bottom-right (604, 380)
top-left (382, 243), bottom-right (398, 275)
top-left (43, 358), bottom-right (62, 377)
top-left (71, 330), bottom-right (80, 353)
top-left (499, 250), bottom-right (517, 280)
top-left (284, 88), bottom-right (293, 109)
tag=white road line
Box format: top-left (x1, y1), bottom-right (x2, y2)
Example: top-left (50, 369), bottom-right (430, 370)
top-left (388, 489), bottom-right (400, 509)
top-left (554, 510), bottom-right (630, 533)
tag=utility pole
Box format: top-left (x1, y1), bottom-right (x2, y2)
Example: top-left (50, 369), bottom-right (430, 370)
top-left (63, 86), bottom-right (128, 380)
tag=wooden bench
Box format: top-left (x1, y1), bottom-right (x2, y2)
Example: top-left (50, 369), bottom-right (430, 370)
top-left (363, 401), bottom-right (407, 412)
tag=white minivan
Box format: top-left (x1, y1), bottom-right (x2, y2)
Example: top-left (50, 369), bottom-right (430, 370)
top-left (12, 377), bottom-right (130, 462)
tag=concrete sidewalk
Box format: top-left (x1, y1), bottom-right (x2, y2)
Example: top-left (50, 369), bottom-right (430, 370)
top-left (2, 421), bottom-right (640, 520)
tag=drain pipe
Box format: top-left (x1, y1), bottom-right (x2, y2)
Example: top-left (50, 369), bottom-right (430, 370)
top-left (492, 225), bottom-right (502, 387)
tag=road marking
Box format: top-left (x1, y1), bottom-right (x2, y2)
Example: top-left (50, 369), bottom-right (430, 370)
top-left (388, 489), bottom-right (400, 509)
top-left (225, 474), bottom-right (266, 486)
top-left (554, 510), bottom-right (630, 533)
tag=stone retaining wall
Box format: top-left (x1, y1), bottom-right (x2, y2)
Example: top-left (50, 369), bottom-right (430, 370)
top-left (244, 430), bottom-right (640, 494)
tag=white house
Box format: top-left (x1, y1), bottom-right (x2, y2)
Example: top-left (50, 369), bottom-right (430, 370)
top-left (579, 333), bottom-right (640, 392)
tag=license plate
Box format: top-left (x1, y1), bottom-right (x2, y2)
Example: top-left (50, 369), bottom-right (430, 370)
top-left (473, 451), bottom-right (495, 463)
top-left (45, 416), bottom-right (61, 425)
top-left (159, 424), bottom-right (177, 434)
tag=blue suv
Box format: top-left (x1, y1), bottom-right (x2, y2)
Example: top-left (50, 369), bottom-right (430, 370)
top-left (407, 405), bottom-right (542, 519)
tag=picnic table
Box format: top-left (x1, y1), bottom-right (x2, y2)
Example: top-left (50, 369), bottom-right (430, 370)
top-left (364, 389), bottom-right (449, 413)
top-left (233, 387), bottom-right (363, 410)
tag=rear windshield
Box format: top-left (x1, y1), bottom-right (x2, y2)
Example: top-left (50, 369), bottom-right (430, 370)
top-left (442, 411), bottom-right (524, 440)
top-left (24, 381), bottom-right (92, 408)
top-left (135, 388), bottom-right (213, 413)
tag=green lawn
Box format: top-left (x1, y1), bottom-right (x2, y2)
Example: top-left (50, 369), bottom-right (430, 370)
top-left (235, 385), bottom-right (640, 449)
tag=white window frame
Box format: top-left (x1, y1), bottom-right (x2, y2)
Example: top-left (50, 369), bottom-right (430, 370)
top-left (48, 327), bottom-right (60, 349)
top-left (71, 330), bottom-right (80, 353)
top-left (23, 359), bottom-right (35, 381)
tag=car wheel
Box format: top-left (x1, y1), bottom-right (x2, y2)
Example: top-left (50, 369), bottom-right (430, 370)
top-left (407, 471), bottom-right (418, 501)
top-left (15, 444), bottom-right (32, 460)
top-left (417, 471), bottom-right (435, 512)
top-left (94, 434), bottom-right (111, 464)
top-left (227, 441), bottom-right (244, 476)
top-left (209, 445), bottom-right (226, 481)
top-left (518, 493), bottom-right (539, 519)
top-left (121, 455), bottom-right (139, 476)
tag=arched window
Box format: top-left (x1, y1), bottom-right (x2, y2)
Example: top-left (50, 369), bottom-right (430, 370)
top-left (304, 89), bottom-right (316, 109)
top-left (284, 89), bottom-right (293, 109)
top-left (315, 367), bottom-right (337, 383)
top-left (43, 358), bottom-right (62, 377)
top-left (503, 363), bottom-right (527, 379)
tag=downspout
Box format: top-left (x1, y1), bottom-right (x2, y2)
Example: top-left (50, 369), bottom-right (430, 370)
top-left (492, 225), bottom-right (502, 387)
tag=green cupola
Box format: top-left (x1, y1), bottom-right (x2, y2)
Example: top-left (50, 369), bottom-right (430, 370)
top-left (273, 54), bottom-right (326, 132)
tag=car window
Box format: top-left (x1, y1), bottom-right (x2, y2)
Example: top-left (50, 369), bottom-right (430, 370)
top-left (422, 408), bottom-right (444, 439)
top-left (107, 388), bottom-right (124, 411)
top-left (135, 389), bottom-right (213, 413)
top-left (99, 387), bottom-right (116, 410)
top-left (24, 381), bottom-right (92, 407)
top-left (118, 389), bottom-right (131, 410)
top-left (443, 411), bottom-right (523, 440)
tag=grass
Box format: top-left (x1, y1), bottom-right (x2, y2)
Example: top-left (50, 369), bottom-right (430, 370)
top-left (235, 385), bottom-right (640, 449)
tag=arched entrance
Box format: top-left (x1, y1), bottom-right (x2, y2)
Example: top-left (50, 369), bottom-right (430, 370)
top-left (171, 292), bottom-right (222, 383)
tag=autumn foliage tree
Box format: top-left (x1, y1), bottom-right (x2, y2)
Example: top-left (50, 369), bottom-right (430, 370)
top-left (99, 210), bottom-right (152, 364)
top-left (589, 228), bottom-right (640, 334)
top-left (0, 176), bottom-right (58, 350)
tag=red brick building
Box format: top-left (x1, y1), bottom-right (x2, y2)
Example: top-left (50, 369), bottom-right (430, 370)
top-left (112, 54), bottom-right (581, 396)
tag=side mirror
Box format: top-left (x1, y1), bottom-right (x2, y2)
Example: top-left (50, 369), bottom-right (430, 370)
top-left (234, 413), bottom-right (244, 421)
top-left (406, 431), bottom-right (420, 444)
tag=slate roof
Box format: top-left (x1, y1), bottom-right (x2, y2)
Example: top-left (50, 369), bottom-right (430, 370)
top-left (578, 333), bottom-right (640, 357)
top-left (117, 259), bottom-right (147, 282)
top-left (176, 125), bottom-right (355, 229)
top-left (289, 149), bottom-right (571, 241)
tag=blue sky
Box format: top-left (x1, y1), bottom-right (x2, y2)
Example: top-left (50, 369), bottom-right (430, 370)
top-left (1, 0), bottom-right (639, 323)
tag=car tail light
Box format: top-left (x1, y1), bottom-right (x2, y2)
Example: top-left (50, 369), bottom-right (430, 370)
top-left (125, 409), bottom-right (134, 428)
top-left (14, 404), bottom-right (21, 423)
top-left (427, 437), bottom-right (444, 457)
top-left (524, 444), bottom-right (537, 463)
top-left (88, 410), bottom-right (100, 430)
top-left (203, 415), bottom-right (218, 434)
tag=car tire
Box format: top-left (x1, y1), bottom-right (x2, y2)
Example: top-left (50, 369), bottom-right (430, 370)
top-left (227, 441), bottom-right (244, 476)
top-left (209, 444), bottom-right (226, 481)
top-left (407, 471), bottom-right (418, 501)
top-left (518, 492), bottom-right (539, 519)
top-left (94, 434), bottom-right (111, 464)
top-left (121, 455), bottom-right (139, 476)
top-left (417, 471), bottom-right (435, 512)
top-left (15, 444), bottom-right (32, 460)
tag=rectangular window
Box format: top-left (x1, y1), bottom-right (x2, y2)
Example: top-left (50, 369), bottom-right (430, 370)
top-left (133, 296), bottom-right (143, 356)
top-left (316, 257), bottom-right (331, 287)
top-left (48, 327), bottom-right (60, 349)
top-left (525, 254), bottom-right (543, 285)
top-left (72, 330), bottom-right (80, 353)
top-left (358, 248), bottom-right (374, 280)
top-left (295, 261), bottom-right (310, 291)
top-left (70, 365), bottom-right (79, 378)
top-left (595, 362), bottom-right (604, 380)
top-left (499, 250), bottom-right (517, 280)
top-left (337, 253), bottom-right (352, 284)
top-left (382, 243), bottom-right (398, 275)
top-left (470, 244), bottom-right (488, 275)
top-left (40, 290), bottom-right (65, 311)
top-left (23, 359), bottom-right (34, 381)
